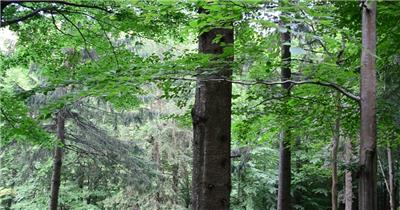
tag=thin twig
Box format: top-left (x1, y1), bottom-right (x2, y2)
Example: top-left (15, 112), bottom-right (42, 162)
top-left (50, 12), bottom-right (72, 36)
top-left (58, 11), bottom-right (90, 55)
top-left (0, 108), bottom-right (17, 129)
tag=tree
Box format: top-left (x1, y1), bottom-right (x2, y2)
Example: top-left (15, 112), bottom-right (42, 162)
top-left (331, 93), bottom-right (341, 210)
top-left (344, 137), bottom-right (353, 210)
top-left (277, 20), bottom-right (291, 210)
top-left (49, 110), bottom-right (66, 210)
top-left (387, 146), bottom-right (395, 210)
top-left (191, 7), bottom-right (234, 210)
top-left (359, 1), bottom-right (377, 210)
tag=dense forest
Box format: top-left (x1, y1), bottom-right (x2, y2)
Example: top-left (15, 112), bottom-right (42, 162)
top-left (0, 0), bottom-right (399, 210)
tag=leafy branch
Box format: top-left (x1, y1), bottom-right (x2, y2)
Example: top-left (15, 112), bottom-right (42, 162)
top-left (161, 77), bottom-right (360, 102)
top-left (1, 0), bottom-right (112, 27)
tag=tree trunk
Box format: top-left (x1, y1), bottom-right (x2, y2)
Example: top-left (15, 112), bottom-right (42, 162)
top-left (387, 147), bottom-right (395, 210)
top-left (152, 138), bottom-right (161, 209)
top-left (293, 137), bottom-right (302, 206)
top-left (191, 19), bottom-right (233, 209)
top-left (345, 137), bottom-right (353, 210)
top-left (331, 94), bottom-right (341, 210)
top-left (359, 1), bottom-right (377, 210)
top-left (49, 111), bottom-right (66, 210)
top-left (277, 21), bottom-right (292, 210)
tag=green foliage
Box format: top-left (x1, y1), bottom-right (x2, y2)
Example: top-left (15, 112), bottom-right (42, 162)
top-left (0, 91), bottom-right (52, 146)
top-left (1, 0), bottom-right (399, 209)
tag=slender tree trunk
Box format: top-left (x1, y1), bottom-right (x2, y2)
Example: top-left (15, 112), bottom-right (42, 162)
top-left (191, 16), bottom-right (233, 209)
top-left (331, 94), bottom-right (341, 210)
top-left (172, 126), bottom-right (179, 205)
top-left (293, 137), bottom-right (302, 206)
top-left (359, 1), bottom-right (377, 210)
top-left (345, 137), bottom-right (353, 210)
top-left (387, 146), bottom-right (395, 210)
top-left (172, 164), bottom-right (179, 196)
top-left (152, 138), bottom-right (161, 209)
top-left (278, 132), bottom-right (292, 210)
top-left (277, 22), bottom-right (292, 210)
top-left (49, 111), bottom-right (65, 210)
top-left (397, 148), bottom-right (400, 210)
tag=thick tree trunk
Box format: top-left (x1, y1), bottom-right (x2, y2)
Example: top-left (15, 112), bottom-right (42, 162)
top-left (359, 1), bottom-right (377, 210)
top-left (191, 23), bottom-right (233, 209)
top-left (345, 137), bottom-right (353, 210)
top-left (387, 147), bottom-right (395, 210)
top-left (331, 94), bottom-right (341, 210)
top-left (49, 111), bottom-right (65, 210)
top-left (277, 22), bottom-right (291, 210)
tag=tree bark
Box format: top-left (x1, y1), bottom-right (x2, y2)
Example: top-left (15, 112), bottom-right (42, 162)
top-left (345, 137), bottom-right (353, 210)
top-left (191, 18), bottom-right (233, 210)
top-left (331, 94), bottom-right (341, 210)
top-left (359, 1), bottom-right (377, 210)
top-left (387, 147), bottom-right (395, 210)
top-left (277, 22), bottom-right (292, 210)
top-left (49, 111), bottom-right (66, 210)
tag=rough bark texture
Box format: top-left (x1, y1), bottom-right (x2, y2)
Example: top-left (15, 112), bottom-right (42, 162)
top-left (331, 95), bottom-right (341, 210)
top-left (277, 23), bottom-right (292, 210)
top-left (387, 147), bottom-right (395, 210)
top-left (359, 2), bottom-right (377, 210)
top-left (191, 26), bottom-right (233, 210)
top-left (345, 137), bottom-right (353, 210)
top-left (49, 111), bottom-right (65, 210)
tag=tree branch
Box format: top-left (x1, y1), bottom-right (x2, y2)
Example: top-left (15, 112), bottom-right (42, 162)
top-left (160, 77), bottom-right (360, 102)
top-left (0, 108), bottom-right (17, 129)
top-left (1, 0), bottom-right (111, 13)
top-left (50, 12), bottom-right (72, 36)
top-left (1, 7), bottom-right (52, 26)
top-left (1, 0), bottom-right (112, 27)
top-left (58, 11), bottom-right (90, 55)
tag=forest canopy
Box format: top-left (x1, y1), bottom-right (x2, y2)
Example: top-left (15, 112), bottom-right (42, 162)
top-left (0, 0), bottom-right (399, 210)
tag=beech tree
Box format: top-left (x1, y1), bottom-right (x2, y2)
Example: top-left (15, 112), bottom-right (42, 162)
top-left (191, 8), bottom-right (234, 210)
top-left (331, 94), bottom-right (341, 210)
top-left (277, 20), bottom-right (292, 210)
top-left (359, 1), bottom-right (377, 209)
